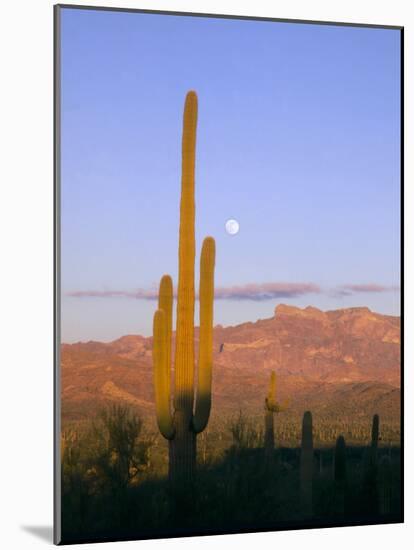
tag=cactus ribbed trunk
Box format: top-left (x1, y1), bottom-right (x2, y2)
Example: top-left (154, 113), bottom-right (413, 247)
top-left (171, 91), bottom-right (197, 484)
top-left (169, 412), bottom-right (196, 485)
top-left (152, 91), bottom-right (216, 488)
top-left (174, 91), bottom-right (197, 415)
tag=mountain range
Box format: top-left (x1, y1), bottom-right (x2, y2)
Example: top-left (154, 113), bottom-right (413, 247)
top-left (61, 304), bottom-right (401, 428)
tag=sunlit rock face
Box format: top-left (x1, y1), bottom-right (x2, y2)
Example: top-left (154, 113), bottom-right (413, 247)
top-left (61, 305), bottom-right (400, 424)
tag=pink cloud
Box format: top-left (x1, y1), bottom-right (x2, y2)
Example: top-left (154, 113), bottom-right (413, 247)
top-left (339, 283), bottom-right (399, 294)
top-left (214, 282), bottom-right (321, 301)
top-left (67, 281), bottom-right (399, 302)
top-left (67, 289), bottom-right (161, 300)
top-left (67, 282), bottom-right (321, 301)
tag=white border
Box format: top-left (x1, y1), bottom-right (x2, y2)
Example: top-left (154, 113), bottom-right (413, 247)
top-left (0, 1), bottom-right (410, 548)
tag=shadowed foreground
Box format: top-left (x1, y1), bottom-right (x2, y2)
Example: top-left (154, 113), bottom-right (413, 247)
top-left (60, 407), bottom-right (401, 544)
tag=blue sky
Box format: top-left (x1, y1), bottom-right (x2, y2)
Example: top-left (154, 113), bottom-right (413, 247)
top-left (60, 7), bottom-right (401, 343)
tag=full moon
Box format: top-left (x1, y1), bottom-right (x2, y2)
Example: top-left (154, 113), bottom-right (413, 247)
top-left (225, 218), bottom-right (240, 235)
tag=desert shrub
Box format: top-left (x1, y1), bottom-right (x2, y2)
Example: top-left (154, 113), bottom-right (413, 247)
top-left (88, 404), bottom-right (156, 492)
top-left (228, 410), bottom-right (263, 449)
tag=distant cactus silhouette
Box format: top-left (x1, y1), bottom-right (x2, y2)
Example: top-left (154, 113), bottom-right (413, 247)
top-left (361, 413), bottom-right (380, 515)
top-left (300, 411), bottom-right (313, 517)
top-left (367, 413), bottom-right (380, 475)
top-left (333, 435), bottom-right (347, 517)
top-left (371, 414), bottom-right (379, 452)
top-left (152, 91), bottom-right (216, 485)
top-left (264, 371), bottom-right (288, 464)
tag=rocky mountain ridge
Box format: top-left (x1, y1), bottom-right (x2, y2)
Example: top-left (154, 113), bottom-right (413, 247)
top-left (61, 304), bottom-right (400, 424)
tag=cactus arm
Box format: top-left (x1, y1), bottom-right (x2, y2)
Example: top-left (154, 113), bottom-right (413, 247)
top-left (193, 236), bottom-right (216, 434)
top-left (174, 90), bottom-right (197, 413)
top-left (158, 274), bottom-right (173, 390)
top-left (153, 309), bottom-right (175, 439)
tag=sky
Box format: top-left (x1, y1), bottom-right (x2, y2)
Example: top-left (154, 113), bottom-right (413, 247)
top-left (60, 7), bottom-right (401, 343)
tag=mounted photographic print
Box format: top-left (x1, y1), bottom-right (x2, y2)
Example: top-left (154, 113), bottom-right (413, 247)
top-left (54, 4), bottom-right (403, 545)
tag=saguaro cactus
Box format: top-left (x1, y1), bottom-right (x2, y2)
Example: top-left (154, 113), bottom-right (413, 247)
top-left (152, 91), bottom-right (216, 485)
top-left (361, 413), bottom-right (380, 515)
top-left (366, 413), bottom-right (380, 476)
top-left (333, 435), bottom-right (347, 517)
top-left (300, 411), bottom-right (313, 517)
top-left (264, 371), bottom-right (288, 463)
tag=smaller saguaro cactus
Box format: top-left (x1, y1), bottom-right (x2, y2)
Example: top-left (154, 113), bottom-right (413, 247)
top-left (333, 435), bottom-right (347, 517)
top-left (361, 413), bottom-right (380, 515)
top-left (300, 411), bottom-right (313, 518)
top-left (264, 371), bottom-right (288, 463)
top-left (366, 413), bottom-right (380, 475)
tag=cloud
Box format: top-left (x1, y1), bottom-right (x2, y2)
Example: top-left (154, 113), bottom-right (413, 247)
top-left (214, 282), bottom-right (321, 301)
top-left (332, 283), bottom-right (400, 297)
top-left (67, 289), bottom-right (161, 300)
top-left (67, 282), bottom-right (399, 302)
top-left (67, 282), bottom-right (321, 302)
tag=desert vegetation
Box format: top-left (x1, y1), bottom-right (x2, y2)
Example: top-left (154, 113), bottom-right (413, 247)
top-left (60, 406), bottom-right (401, 542)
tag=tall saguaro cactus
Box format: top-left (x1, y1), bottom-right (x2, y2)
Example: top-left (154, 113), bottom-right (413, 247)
top-left (300, 411), bottom-right (314, 517)
top-left (152, 91), bottom-right (216, 485)
top-left (264, 371), bottom-right (288, 463)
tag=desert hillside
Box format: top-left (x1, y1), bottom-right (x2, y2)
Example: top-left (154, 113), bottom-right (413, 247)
top-left (61, 304), bottom-right (400, 428)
